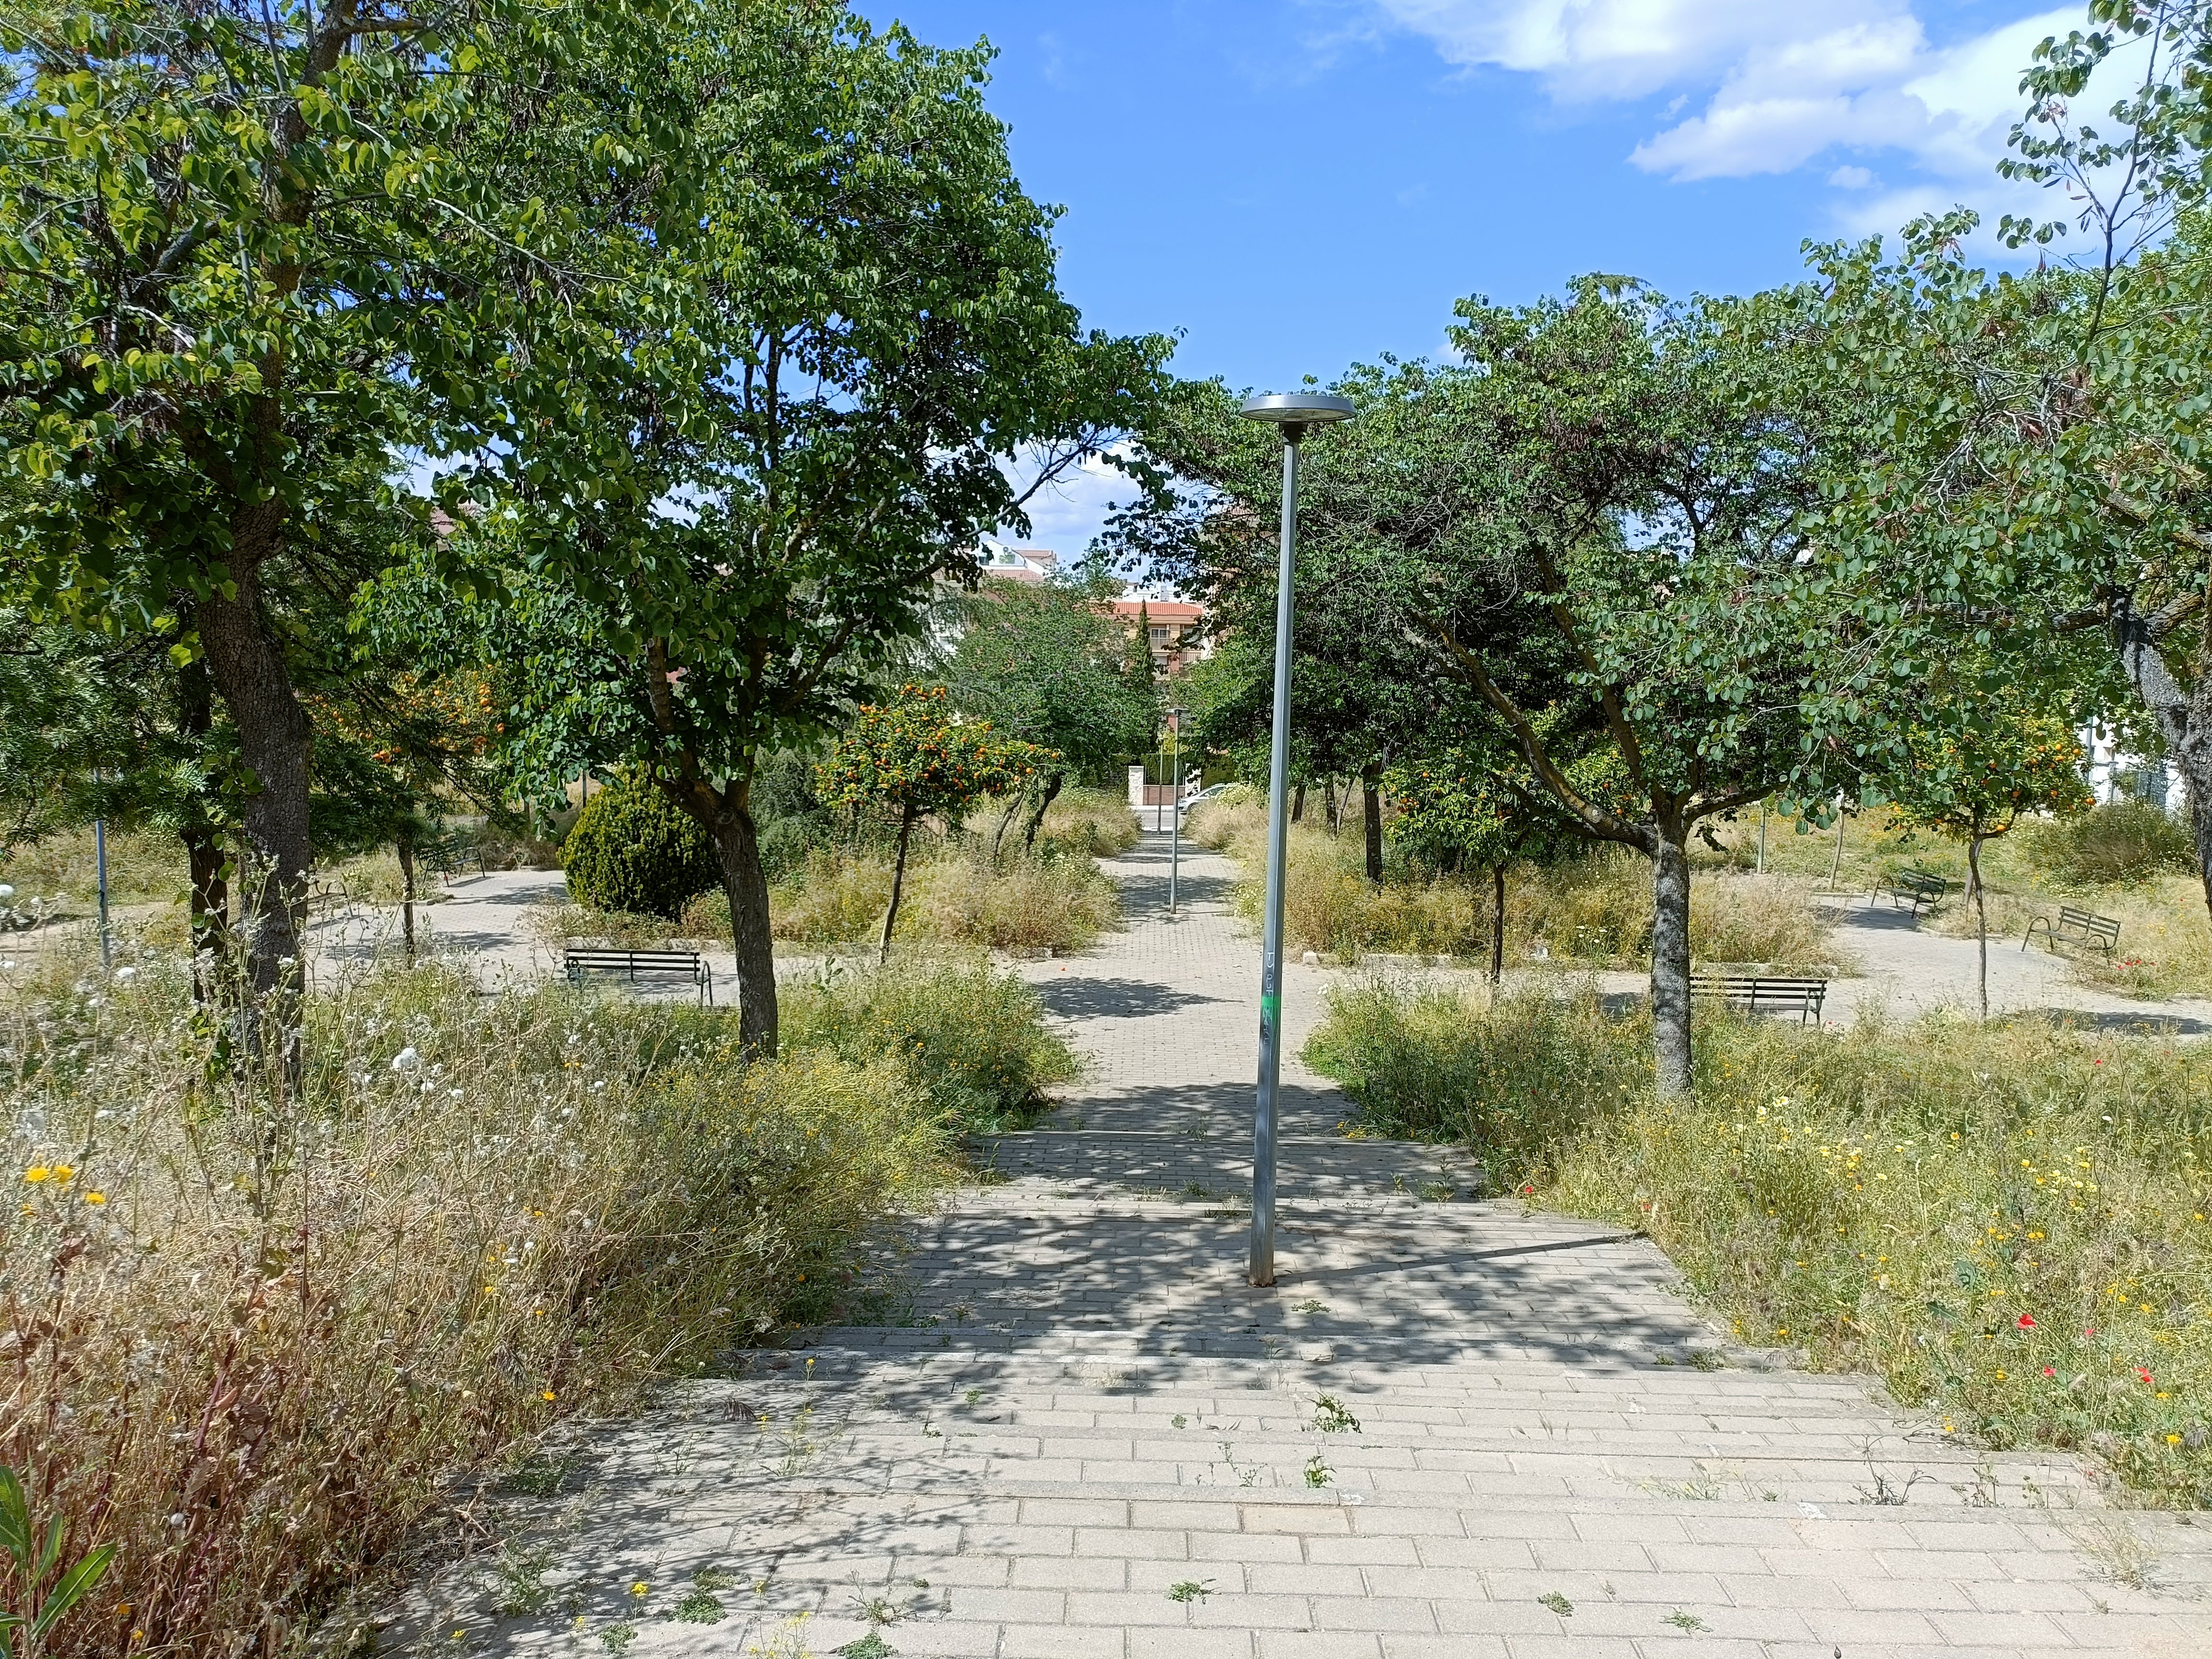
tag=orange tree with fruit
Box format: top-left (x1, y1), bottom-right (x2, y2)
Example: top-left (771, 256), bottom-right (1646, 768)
top-left (815, 687), bottom-right (1055, 961)
top-left (1886, 687), bottom-right (2093, 1018)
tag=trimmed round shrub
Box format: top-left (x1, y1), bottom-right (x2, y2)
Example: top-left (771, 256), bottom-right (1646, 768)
top-left (562, 775), bottom-right (719, 918)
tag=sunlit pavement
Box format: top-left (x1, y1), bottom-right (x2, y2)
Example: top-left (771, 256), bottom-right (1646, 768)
top-left (387, 832), bottom-right (2212, 1658)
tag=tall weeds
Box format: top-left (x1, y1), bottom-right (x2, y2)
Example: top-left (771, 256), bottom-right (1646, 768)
top-left (680, 841), bottom-right (1120, 954)
top-left (1307, 982), bottom-right (2212, 1506)
top-left (1185, 798), bottom-right (1834, 967)
top-left (0, 938), bottom-right (1066, 1655)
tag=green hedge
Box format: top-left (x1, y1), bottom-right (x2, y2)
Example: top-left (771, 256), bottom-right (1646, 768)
top-left (562, 774), bottom-right (719, 918)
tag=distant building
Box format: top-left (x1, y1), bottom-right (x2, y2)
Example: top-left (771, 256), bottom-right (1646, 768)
top-left (976, 545), bottom-right (1060, 584)
top-left (2082, 725), bottom-right (2187, 816)
top-left (1110, 594), bottom-right (1207, 677)
top-left (974, 545), bottom-right (1209, 677)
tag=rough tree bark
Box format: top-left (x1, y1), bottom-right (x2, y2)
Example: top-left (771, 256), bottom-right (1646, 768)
top-left (1488, 863), bottom-right (1506, 984)
top-left (991, 793), bottom-right (1024, 865)
top-left (197, 561), bottom-right (312, 1056)
top-left (2115, 613), bottom-right (2212, 922)
top-left (397, 839), bottom-right (418, 966)
top-left (879, 802), bottom-right (918, 965)
top-left (1969, 829), bottom-right (1989, 1022)
top-left (1290, 783), bottom-right (1305, 824)
top-left (176, 654), bottom-right (229, 1000)
top-left (708, 796), bottom-right (779, 1056)
top-left (1649, 829), bottom-right (1694, 1097)
top-left (1022, 771), bottom-right (1065, 851)
top-left (1361, 767), bottom-right (1383, 885)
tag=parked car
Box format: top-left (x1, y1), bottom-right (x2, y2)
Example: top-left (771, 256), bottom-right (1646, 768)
top-left (1179, 783), bottom-right (1231, 819)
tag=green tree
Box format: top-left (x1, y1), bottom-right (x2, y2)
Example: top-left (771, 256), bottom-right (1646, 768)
top-left (402, 3), bottom-right (1172, 1056)
top-left (1791, 3), bottom-right (2212, 924)
top-left (1386, 741), bottom-right (1609, 982)
top-left (0, 612), bottom-right (138, 860)
top-left (814, 686), bottom-right (1051, 961)
top-left (1120, 311), bottom-right (1850, 1094)
top-left (1107, 373), bottom-right (1483, 885)
top-left (1884, 692), bottom-right (2095, 1019)
top-left (940, 577), bottom-right (1157, 856)
top-left (0, 0), bottom-right (625, 1040)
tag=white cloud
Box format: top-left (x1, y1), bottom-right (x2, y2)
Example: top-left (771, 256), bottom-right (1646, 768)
top-left (997, 446), bottom-right (1141, 561)
top-left (1369, 0), bottom-right (1904, 101)
top-left (1368, 1), bottom-right (2099, 232)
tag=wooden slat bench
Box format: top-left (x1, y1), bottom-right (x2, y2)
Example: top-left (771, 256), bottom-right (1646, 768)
top-left (563, 948), bottom-right (714, 1006)
top-left (2023, 906), bottom-right (2121, 962)
top-left (1883, 868), bottom-right (1948, 916)
top-left (1691, 973), bottom-right (1829, 1026)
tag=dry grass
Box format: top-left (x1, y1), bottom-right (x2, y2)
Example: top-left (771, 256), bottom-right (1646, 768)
top-left (675, 840), bottom-right (1121, 956)
top-left (1039, 789), bottom-right (1141, 857)
top-left (0, 827), bottom-right (185, 908)
top-left (1184, 797), bottom-right (1836, 968)
top-left (0, 934), bottom-right (1071, 1655)
top-left (1741, 804), bottom-right (2212, 1000)
top-left (1309, 983), bottom-right (2212, 1506)
top-left (0, 827), bottom-right (554, 922)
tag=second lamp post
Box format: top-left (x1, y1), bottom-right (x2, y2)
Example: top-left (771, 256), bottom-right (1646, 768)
top-left (1237, 390), bottom-right (1354, 1288)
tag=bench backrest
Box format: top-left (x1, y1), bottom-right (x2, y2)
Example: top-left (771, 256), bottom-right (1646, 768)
top-left (2055, 906), bottom-right (2121, 941)
top-left (1895, 870), bottom-right (1946, 890)
top-left (564, 949), bottom-right (703, 969)
top-left (1693, 976), bottom-right (1827, 991)
top-left (1690, 973), bottom-right (1831, 1000)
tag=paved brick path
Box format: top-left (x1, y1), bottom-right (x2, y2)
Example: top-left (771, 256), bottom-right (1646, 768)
top-left (397, 836), bottom-right (2212, 1658)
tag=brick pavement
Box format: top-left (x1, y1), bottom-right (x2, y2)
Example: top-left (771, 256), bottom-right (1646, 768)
top-left (391, 836), bottom-right (2212, 1658)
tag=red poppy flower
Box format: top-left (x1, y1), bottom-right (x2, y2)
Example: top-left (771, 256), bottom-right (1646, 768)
top-left (2139, 1368), bottom-right (2155, 1384)
top-left (2017, 1314), bottom-right (2035, 1328)
top-left (2042, 1367), bottom-right (2056, 1377)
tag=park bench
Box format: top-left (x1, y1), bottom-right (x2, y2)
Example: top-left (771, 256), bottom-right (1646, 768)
top-left (419, 834), bottom-right (487, 881)
top-left (2023, 906), bottom-right (2122, 963)
top-left (563, 947), bottom-right (714, 1006)
top-left (1690, 973), bottom-right (1829, 1027)
top-left (307, 875), bottom-right (356, 921)
top-left (1882, 868), bottom-right (1948, 916)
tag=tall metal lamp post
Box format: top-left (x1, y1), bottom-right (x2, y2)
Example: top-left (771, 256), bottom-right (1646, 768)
top-left (1167, 704), bottom-right (1184, 916)
top-left (1238, 391), bottom-right (1355, 1287)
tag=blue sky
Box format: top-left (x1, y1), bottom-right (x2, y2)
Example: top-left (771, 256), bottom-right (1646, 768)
top-left (857, 0), bottom-right (2097, 552)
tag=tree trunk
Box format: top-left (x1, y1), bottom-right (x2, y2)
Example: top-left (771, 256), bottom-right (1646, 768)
top-left (1828, 802), bottom-right (1847, 889)
top-left (177, 654), bottom-right (228, 1002)
top-left (1291, 783), bottom-right (1305, 824)
top-left (880, 804), bottom-right (918, 965)
top-left (1970, 831), bottom-right (1988, 1022)
top-left (397, 840), bottom-right (417, 966)
top-left (197, 564), bottom-right (312, 1064)
top-left (991, 793), bottom-right (1024, 866)
top-left (709, 800), bottom-right (779, 1058)
top-left (1490, 863), bottom-right (1506, 984)
top-left (1022, 771), bottom-right (1064, 851)
top-left (1362, 769), bottom-right (1383, 885)
top-left (2115, 616), bottom-right (2212, 921)
top-left (1327, 778), bottom-right (1342, 836)
top-left (1650, 830), bottom-right (1693, 1098)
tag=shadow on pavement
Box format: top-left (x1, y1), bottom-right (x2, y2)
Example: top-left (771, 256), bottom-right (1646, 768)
top-left (2009, 1007), bottom-right (2212, 1036)
top-left (1034, 977), bottom-right (1227, 1020)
